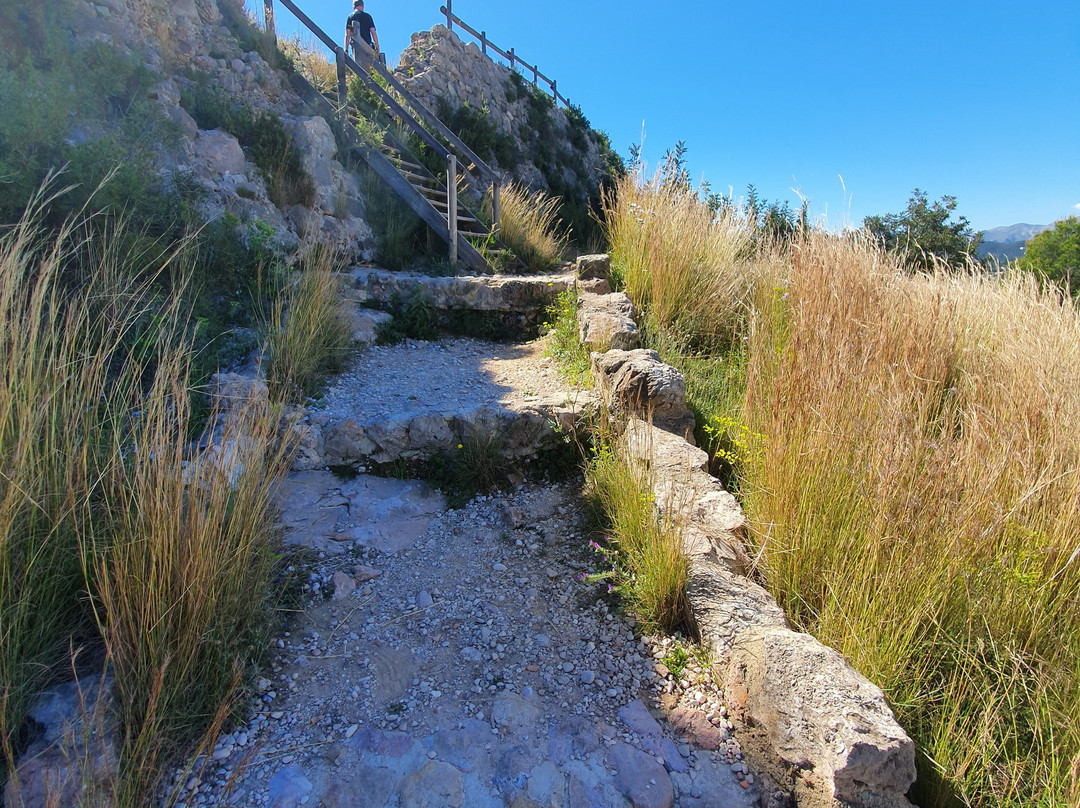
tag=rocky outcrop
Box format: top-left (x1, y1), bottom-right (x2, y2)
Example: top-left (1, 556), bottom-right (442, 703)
top-left (395, 25), bottom-right (616, 196)
top-left (64, 0), bottom-right (377, 258)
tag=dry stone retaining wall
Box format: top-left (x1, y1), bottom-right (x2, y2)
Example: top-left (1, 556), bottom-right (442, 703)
top-left (579, 256), bottom-right (917, 807)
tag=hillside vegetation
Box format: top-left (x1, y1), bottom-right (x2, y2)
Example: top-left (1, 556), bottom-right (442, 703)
top-left (606, 172), bottom-right (1080, 807)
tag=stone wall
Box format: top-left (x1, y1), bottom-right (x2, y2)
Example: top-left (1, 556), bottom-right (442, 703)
top-left (580, 257), bottom-right (918, 808)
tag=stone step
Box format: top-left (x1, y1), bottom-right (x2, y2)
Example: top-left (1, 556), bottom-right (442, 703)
top-left (292, 394), bottom-right (591, 470)
top-left (338, 268), bottom-right (574, 314)
top-left (291, 338), bottom-right (592, 470)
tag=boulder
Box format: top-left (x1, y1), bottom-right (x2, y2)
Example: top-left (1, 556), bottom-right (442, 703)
top-left (577, 292), bottom-right (639, 352)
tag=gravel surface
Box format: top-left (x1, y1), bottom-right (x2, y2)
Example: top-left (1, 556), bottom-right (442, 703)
top-left (164, 335), bottom-right (768, 807)
top-left (168, 483), bottom-right (762, 807)
top-left (318, 338), bottom-right (577, 422)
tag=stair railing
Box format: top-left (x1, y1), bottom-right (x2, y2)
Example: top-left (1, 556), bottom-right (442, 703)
top-left (264, 0), bottom-right (502, 233)
top-left (440, 1), bottom-right (568, 108)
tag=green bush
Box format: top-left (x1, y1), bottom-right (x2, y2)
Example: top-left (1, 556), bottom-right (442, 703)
top-left (180, 78), bottom-right (314, 209)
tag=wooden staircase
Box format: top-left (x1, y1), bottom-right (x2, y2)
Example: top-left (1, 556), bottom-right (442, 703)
top-left (273, 0), bottom-right (516, 274)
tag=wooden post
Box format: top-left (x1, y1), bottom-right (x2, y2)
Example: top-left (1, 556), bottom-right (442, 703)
top-left (445, 0), bottom-right (453, 31)
top-left (551, 79), bottom-right (557, 102)
top-left (508, 47), bottom-right (515, 70)
top-left (532, 65), bottom-right (538, 86)
top-left (263, 0), bottom-right (277, 44)
top-left (336, 48), bottom-right (348, 107)
top-left (481, 32), bottom-right (486, 55)
top-left (448, 154), bottom-right (458, 265)
top-left (491, 179), bottom-right (501, 235)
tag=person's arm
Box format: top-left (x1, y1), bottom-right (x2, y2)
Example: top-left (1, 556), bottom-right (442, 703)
top-left (344, 22), bottom-right (352, 52)
top-left (370, 26), bottom-right (380, 56)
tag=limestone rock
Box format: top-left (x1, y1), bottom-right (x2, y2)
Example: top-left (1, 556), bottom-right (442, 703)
top-left (339, 268), bottom-right (572, 315)
top-left (577, 292), bottom-right (639, 351)
top-left (575, 253), bottom-right (612, 281)
top-left (348, 307), bottom-right (393, 345)
top-left (399, 761), bottom-right (464, 808)
top-left (193, 129), bottom-right (247, 175)
top-left (608, 742), bottom-right (675, 808)
top-left (591, 350), bottom-right (693, 438)
top-left (4, 674), bottom-right (118, 808)
top-left (725, 627), bottom-right (917, 807)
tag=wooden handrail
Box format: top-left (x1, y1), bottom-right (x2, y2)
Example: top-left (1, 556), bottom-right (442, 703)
top-left (271, 0), bottom-right (501, 190)
top-left (440, 2), bottom-right (569, 108)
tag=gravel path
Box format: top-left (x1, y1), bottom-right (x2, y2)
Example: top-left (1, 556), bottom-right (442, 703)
top-left (170, 336), bottom-right (764, 808)
top-left (318, 338), bottom-right (575, 422)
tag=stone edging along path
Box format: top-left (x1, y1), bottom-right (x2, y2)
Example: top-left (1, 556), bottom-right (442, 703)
top-left (577, 255), bottom-right (918, 808)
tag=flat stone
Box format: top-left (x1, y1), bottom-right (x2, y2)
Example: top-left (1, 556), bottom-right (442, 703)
top-left (430, 720), bottom-right (493, 774)
top-left (332, 571), bottom-right (356, 601)
top-left (321, 765), bottom-right (399, 808)
top-left (608, 742), bottom-right (675, 808)
top-left (347, 728), bottom-right (415, 758)
top-left (492, 693), bottom-right (540, 737)
top-left (618, 700), bottom-right (663, 739)
top-left (268, 764), bottom-right (313, 808)
top-left (667, 707), bottom-right (726, 751)
top-left (399, 761), bottom-right (464, 808)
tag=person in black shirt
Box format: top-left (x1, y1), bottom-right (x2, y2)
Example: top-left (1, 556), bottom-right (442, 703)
top-left (344, 0), bottom-right (380, 62)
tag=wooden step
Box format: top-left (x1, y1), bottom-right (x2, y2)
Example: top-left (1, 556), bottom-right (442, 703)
top-left (411, 184), bottom-right (447, 200)
top-left (400, 169), bottom-right (440, 187)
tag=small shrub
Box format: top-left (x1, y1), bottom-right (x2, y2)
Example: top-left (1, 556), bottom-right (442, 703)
top-left (543, 289), bottom-right (591, 386)
top-left (180, 79), bottom-right (314, 209)
top-left (375, 290), bottom-right (437, 344)
top-left (431, 430), bottom-right (514, 508)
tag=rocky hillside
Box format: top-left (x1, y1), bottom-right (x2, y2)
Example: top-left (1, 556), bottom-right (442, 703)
top-left (396, 25), bottom-right (624, 245)
top-left (3, 0), bottom-right (374, 257)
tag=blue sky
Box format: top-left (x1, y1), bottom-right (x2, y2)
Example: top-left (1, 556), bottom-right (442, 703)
top-left (258, 0), bottom-right (1080, 231)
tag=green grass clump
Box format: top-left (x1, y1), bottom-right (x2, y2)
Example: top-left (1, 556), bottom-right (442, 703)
top-left (261, 243), bottom-right (354, 403)
top-left (543, 289), bottom-right (591, 386)
top-left (584, 429), bottom-right (691, 635)
top-left (0, 194), bottom-right (297, 804)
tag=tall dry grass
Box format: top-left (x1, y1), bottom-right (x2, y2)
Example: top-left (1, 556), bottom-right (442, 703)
top-left (261, 242), bottom-right (353, 403)
top-left (1, 191), bottom-right (298, 804)
top-left (742, 234), bottom-right (1080, 806)
top-left (492, 181), bottom-right (571, 273)
top-left (605, 176), bottom-right (1080, 806)
top-left (604, 172), bottom-right (752, 347)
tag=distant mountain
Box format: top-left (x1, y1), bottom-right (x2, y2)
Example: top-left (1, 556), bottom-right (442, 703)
top-left (976, 223), bottom-right (1051, 265)
top-left (981, 223), bottom-right (1051, 244)
top-left (978, 240), bottom-right (1029, 264)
